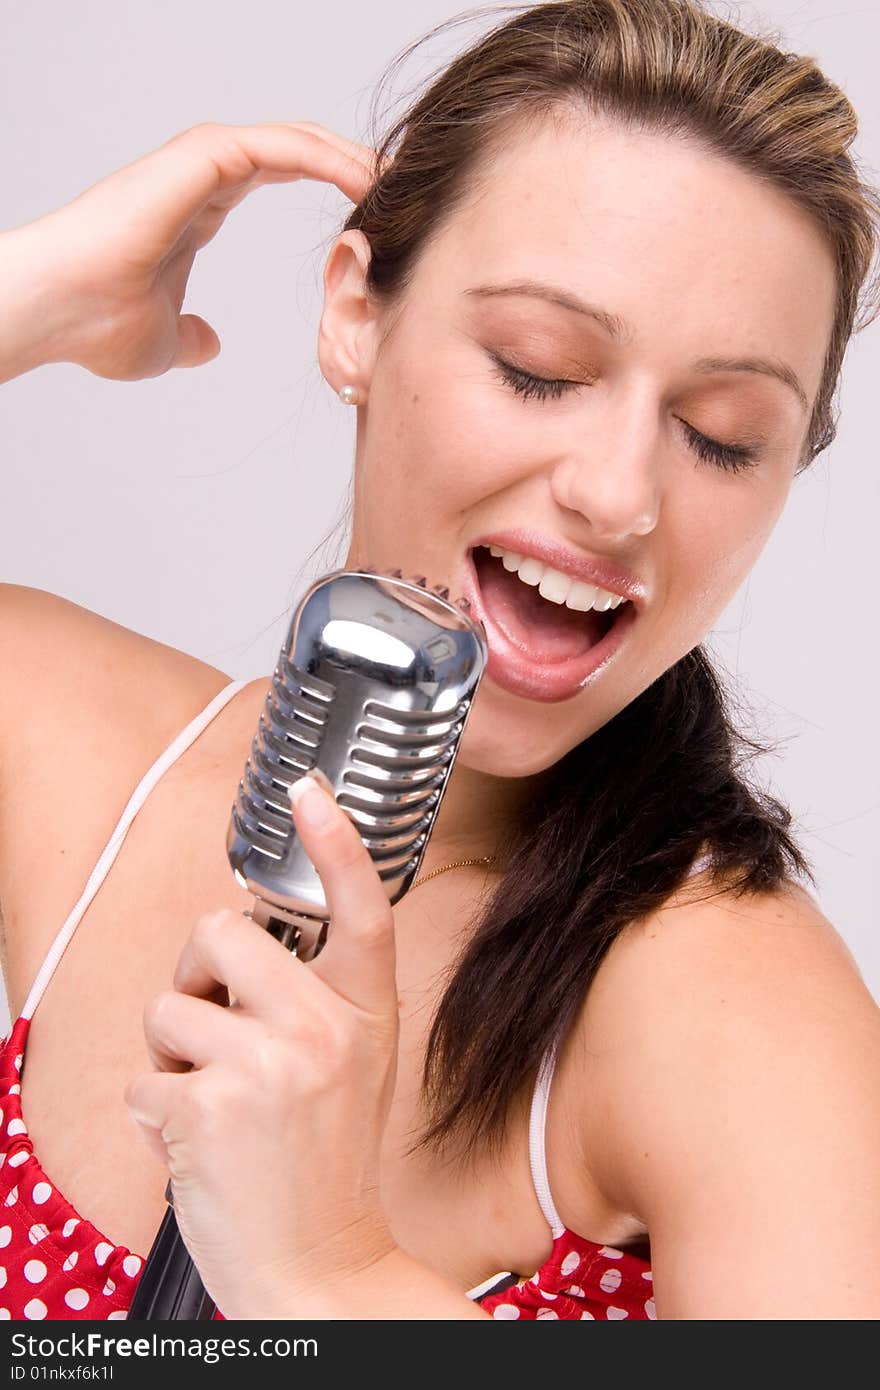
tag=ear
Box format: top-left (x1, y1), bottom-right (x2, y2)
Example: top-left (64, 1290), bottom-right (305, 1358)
top-left (317, 230), bottom-right (384, 403)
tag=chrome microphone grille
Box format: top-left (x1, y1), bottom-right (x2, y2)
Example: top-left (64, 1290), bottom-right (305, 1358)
top-left (227, 567), bottom-right (488, 956)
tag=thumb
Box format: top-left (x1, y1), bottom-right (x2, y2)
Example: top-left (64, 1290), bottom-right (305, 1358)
top-left (173, 313), bottom-right (221, 368)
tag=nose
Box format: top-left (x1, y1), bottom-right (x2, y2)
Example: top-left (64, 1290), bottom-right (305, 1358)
top-left (549, 394), bottom-right (662, 542)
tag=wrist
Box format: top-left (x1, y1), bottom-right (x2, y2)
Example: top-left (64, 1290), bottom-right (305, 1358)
top-left (0, 221), bottom-right (77, 383)
top-left (230, 1243), bottom-right (492, 1322)
top-left (246, 1241), bottom-right (407, 1322)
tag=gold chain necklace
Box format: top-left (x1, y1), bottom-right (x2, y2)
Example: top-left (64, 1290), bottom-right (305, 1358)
top-left (411, 855), bottom-right (499, 891)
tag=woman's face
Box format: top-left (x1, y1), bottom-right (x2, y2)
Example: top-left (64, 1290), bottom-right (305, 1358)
top-left (318, 115), bottom-right (836, 778)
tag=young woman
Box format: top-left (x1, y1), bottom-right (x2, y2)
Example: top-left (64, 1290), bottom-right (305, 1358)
top-left (1, 0), bottom-right (879, 1321)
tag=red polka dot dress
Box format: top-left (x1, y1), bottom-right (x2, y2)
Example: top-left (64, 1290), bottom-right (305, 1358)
top-left (462, 1039), bottom-right (658, 1320)
top-left (0, 681), bottom-right (246, 1320)
top-left (0, 679), bottom-right (713, 1320)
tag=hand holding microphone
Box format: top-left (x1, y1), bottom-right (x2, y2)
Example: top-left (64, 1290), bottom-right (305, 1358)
top-left (124, 768), bottom-right (403, 1321)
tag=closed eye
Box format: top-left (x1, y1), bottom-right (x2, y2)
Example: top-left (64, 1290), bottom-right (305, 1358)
top-left (488, 353), bottom-right (761, 475)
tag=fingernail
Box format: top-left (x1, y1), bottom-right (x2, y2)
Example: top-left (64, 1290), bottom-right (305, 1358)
top-left (288, 774), bottom-right (335, 828)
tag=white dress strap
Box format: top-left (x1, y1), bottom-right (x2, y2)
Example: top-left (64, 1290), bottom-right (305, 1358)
top-left (20, 679), bottom-right (247, 1022)
top-left (528, 1039), bottom-right (567, 1239)
top-left (527, 847), bottom-right (716, 1237)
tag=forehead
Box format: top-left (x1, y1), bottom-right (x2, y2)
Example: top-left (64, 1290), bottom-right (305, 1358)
top-left (427, 115), bottom-right (835, 371)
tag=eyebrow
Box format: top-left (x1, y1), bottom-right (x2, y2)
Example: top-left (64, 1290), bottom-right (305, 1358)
top-left (464, 279), bottom-right (810, 411)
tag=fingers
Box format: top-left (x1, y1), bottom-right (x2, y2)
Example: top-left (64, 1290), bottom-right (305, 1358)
top-left (229, 122), bottom-right (383, 203)
top-left (173, 314), bottom-right (221, 369)
top-left (171, 908), bottom-right (335, 1032)
top-left (288, 776), bottom-right (398, 1020)
top-left (100, 121), bottom-right (382, 255)
top-left (124, 1068), bottom-right (189, 1143)
top-left (265, 120), bottom-right (390, 181)
top-left (142, 988), bottom-right (252, 1074)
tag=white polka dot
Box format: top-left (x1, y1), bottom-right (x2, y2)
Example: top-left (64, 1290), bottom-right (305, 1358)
top-left (0, 1228), bottom-right (10, 1248)
top-left (0, 1267), bottom-right (6, 1289)
top-left (492, 1304), bottom-right (520, 1319)
top-left (536, 1307), bottom-right (559, 1319)
top-left (24, 1260), bottom-right (47, 1284)
top-left (13, 1055), bottom-right (22, 1073)
top-left (599, 1267), bottom-right (622, 1293)
top-left (24, 1298), bottom-right (47, 1320)
top-left (606, 1306), bottom-right (629, 1319)
top-left (122, 1255), bottom-right (142, 1278)
top-left (0, 1109), bottom-right (3, 1125)
top-left (645, 1298), bottom-right (656, 1319)
top-left (0, 1309), bottom-right (10, 1319)
top-left (540, 1289), bottom-right (557, 1300)
top-left (580, 1309), bottom-right (595, 1319)
top-left (62, 1252), bottom-right (79, 1272)
top-left (3, 1187), bottom-right (17, 1207)
top-left (641, 1270), bottom-right (653, 1281)
top-left (599, 1245), bottom-right (624, 1259)
top-left (102, 1279), bottom-right (116, 1296)
top-left (6, 1118), bottom-right (26, 1138)
top-left (107, 1310), bottom-right (128, 1320)
top-left (31, 1182), bottom-right (52, 1205)
top-left (8, 1151), bottom-right (29, 1168)
top-left (8, 1085), bottom-right (20, 1096)
top-left (65, 1289), bottom-right (90, 1311)
top-left (62, 1219), bottom-right (80, 1238)
top-left (565, 1284), bottom-right (585, 1298)
top-left (560, 1251), bottom-right (581, 1277)
top-left (95, 1242), bottom-right (114, 1267)
top-left (28, 1224), bottom-right (49, 1245)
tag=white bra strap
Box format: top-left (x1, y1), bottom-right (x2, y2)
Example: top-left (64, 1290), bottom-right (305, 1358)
top-left (21, 679), bottom-right (248, 1022)
top-left (526, 847), bottom-right (717, 1237)
top-left (528, 1040), bottom-right (567, 1240)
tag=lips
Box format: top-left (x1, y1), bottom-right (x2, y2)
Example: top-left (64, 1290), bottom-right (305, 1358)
top-left (462, 547), bottom-right (637, 703)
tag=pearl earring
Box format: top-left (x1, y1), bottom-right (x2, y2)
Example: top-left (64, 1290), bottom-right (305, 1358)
top-left (338, 384), bottom-right (359, 406)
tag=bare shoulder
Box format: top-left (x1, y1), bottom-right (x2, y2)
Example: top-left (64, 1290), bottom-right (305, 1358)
top-left (588, 870), bottom-right (871, 1031)
top-left (0, 583), bottom-right (236, 960)
top-left (0, 582), bottom-right (233, 750)
top-left (573, 871), bottom-right (880, 1316)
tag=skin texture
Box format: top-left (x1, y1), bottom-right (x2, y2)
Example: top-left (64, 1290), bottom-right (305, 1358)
top-left (11, 116), bottom-right (874, 1318)
top-left (317, 114), bottom-right (836, 869)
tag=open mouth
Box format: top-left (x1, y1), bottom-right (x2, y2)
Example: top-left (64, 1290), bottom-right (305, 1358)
top-left (464, 545), bottom-right (637, 703)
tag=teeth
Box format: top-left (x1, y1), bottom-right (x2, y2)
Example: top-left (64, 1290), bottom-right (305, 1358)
top-left (486, 544), bottom-right (627, 613)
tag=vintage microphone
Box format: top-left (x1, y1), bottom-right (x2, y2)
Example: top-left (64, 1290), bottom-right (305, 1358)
top-left (127, 565), bottom-right (489, 1320)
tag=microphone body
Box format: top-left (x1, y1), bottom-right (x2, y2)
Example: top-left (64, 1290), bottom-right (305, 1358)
top-left (229, 566), bottom-right (488, 958)
top-left (128, 567), bottom-right (488, 1320)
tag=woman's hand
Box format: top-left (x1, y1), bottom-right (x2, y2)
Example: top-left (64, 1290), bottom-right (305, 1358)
top-left (17, 121), bottom-right (384, 381)
top-left (123, 771), bottom-right (402, 1321)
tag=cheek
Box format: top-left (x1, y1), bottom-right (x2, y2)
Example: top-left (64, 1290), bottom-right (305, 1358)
top-left (673, 476), bottom-right (788, 626)
top-left (364, 348), bottom-right (523, 518)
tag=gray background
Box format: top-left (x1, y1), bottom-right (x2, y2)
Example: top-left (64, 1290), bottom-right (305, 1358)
top-left (1, 0), bottom-right (877, 1037)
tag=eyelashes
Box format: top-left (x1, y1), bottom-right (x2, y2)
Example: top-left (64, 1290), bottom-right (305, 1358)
top-left (487, 353), bottom-right (760, 475)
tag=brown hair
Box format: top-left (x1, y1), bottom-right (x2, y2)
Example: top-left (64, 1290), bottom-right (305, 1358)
top-left (337, 0), bottom-right (880, 1161)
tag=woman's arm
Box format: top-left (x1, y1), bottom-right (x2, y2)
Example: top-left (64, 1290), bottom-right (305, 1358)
top-left (575, 878), bottom-right (880, 1319)
top-left (0, 226), bottom-right (73, 384)
top-left (1, 122), bottom-right (382, 387)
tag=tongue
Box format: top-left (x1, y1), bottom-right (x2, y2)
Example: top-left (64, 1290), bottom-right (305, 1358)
top-left (474, 550), bottom-right (608, 662)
